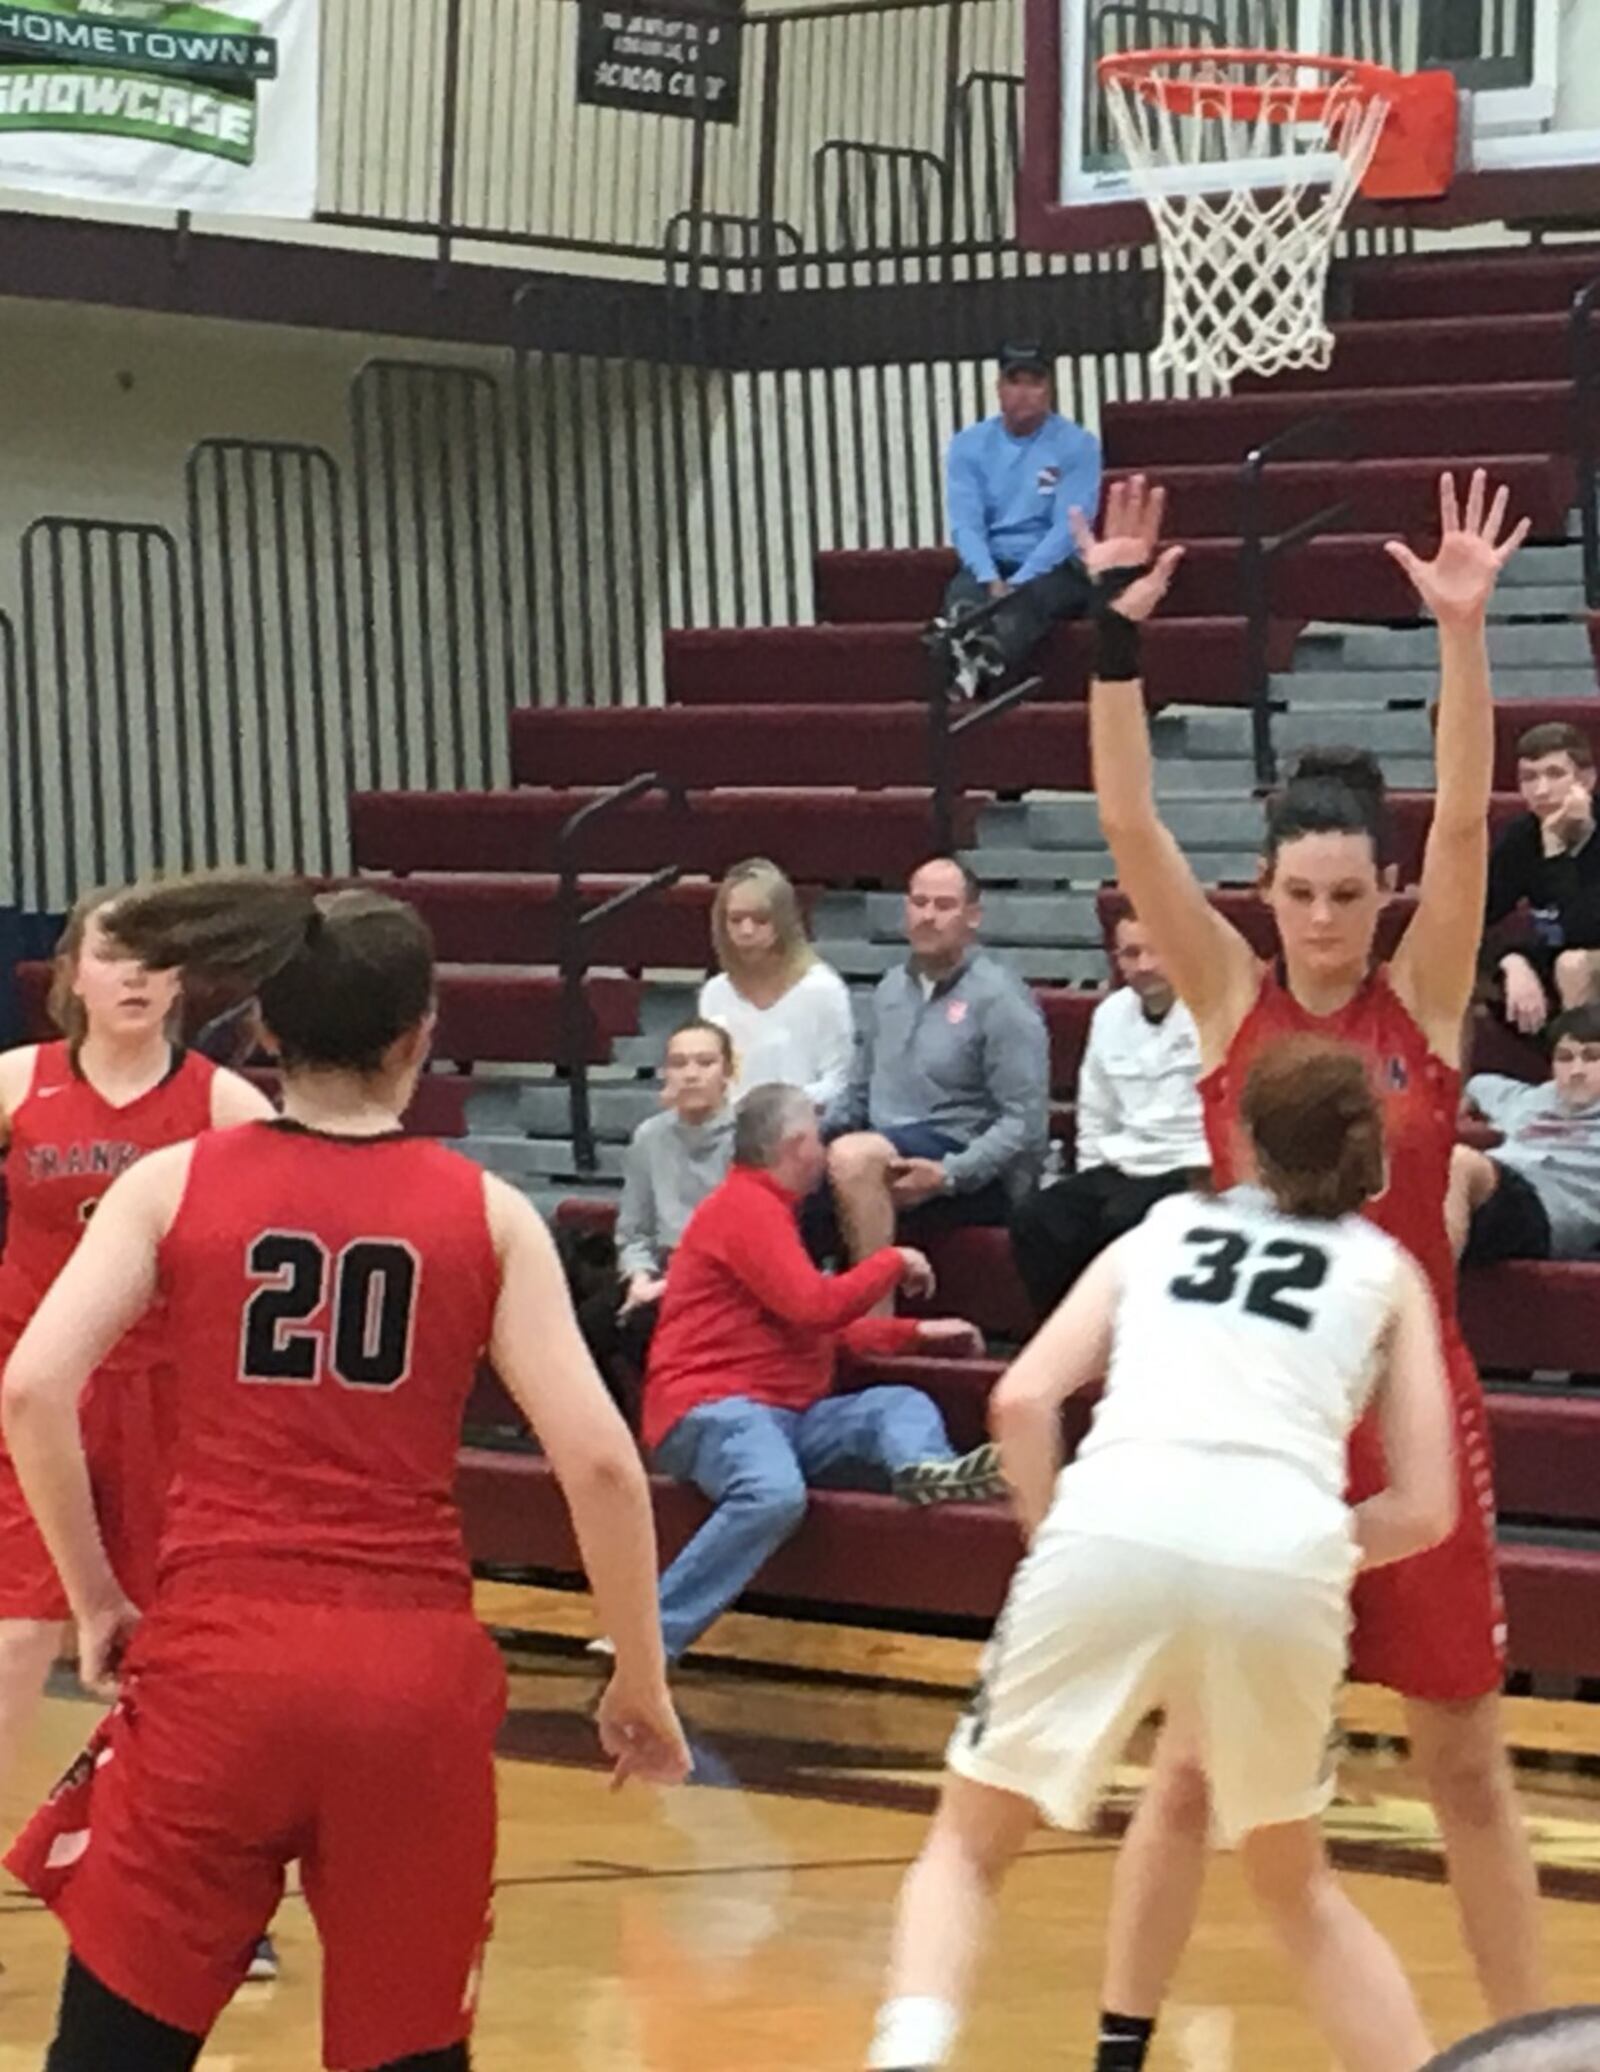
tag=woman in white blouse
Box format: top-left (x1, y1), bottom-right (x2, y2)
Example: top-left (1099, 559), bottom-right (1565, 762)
top-left (698, 858), bottom-right (855, 1109)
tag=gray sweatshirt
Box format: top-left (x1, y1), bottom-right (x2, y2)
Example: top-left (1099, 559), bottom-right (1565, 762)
top-left (1470, 1072), bottom-right (1600, 1257)
top-left (616, 1108), bottom-right (735, 1278)
top-left (824, 951), bottom-right (1050, 1201)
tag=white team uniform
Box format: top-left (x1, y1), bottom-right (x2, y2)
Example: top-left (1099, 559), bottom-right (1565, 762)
top-left (948, 1184), bottom-right (1407, 1843)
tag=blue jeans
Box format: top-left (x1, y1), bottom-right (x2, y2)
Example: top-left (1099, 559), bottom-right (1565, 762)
top-left (650, 1389), bottom-right (954, 1660)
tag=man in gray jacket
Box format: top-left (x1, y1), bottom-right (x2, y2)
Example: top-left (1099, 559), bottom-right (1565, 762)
top-left (824, 857), bottom-right (1050, 1265)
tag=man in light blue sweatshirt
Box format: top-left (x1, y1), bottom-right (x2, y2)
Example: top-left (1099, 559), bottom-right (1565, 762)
top-left (941, 340), bottom-right (1103, 696)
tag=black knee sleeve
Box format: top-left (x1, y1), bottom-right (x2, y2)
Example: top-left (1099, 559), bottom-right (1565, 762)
top-left (46, 1956), bottom-right (205, 2072)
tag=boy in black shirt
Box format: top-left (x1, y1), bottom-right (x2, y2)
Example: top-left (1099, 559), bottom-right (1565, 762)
top-left (1487, 721), bottom-right (1600, 1035)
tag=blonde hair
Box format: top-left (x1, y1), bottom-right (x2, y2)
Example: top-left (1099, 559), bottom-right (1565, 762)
top-left (711, 858), bottom-right (815, 991)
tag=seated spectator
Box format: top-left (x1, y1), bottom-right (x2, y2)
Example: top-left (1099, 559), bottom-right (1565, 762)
top-left (940, 340), bottom-right (1102, 698)
top-left (699, 857), bottom-right (854, 1108)
top-left (825, 858), bottom-right (1050, 1268)
top-left (640, 1083), bottom-right (1003, 1663)
top-left (615, 1017), bottom-right (736, 1359)
top-left (1448, 1006), bottom-right (1600, 1265)
top-left (1008, 904), bottom-right (1209, 1322)
top-left (1488, 721), bottom-right (1600, 1036)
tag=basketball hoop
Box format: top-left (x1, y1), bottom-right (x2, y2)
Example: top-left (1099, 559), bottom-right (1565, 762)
top-left (1098, 47), bottom-right (1399, 390)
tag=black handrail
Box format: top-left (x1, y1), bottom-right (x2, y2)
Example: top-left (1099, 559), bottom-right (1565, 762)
top-left (1239, 414), bottom-right (1354, 790)
top-left (555, 773), bottom-right (688, 1175)
top-left (1573, 273), bottom-right (1600, 610)
top-left (925, 590), bottom-right (1043, 855)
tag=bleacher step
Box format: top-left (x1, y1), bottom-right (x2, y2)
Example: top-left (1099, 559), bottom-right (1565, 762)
top-left (1325, 623), bottom-right (1594, 671)
top-left (460, 1133), bottom-right (629, 1183)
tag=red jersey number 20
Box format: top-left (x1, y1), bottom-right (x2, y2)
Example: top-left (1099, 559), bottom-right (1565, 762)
top-left (239, 1231), bottom-right (421, 1391)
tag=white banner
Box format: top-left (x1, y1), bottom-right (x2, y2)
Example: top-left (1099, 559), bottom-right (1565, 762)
top-left (0, 1), bottom-right (317, 219)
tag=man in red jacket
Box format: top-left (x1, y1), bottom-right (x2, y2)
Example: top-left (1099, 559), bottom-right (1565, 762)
top-left (642, 1084), bottom-right (1005, 1662)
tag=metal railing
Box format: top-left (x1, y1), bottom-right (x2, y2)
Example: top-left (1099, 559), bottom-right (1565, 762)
top-left (555, 774), bottom-right (688, 1173)
top-left (320, 0), bottom-right (1044, 285)
top-left (1575, 273), bottom-right (1600, 611)
top-left (1238, 415), bottom-right (1355, 789)
top-left (309, 0), bottom-right (1435, 288)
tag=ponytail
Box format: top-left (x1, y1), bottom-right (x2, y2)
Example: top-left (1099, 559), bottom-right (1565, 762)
top-left (102, 872), bottom-right (435, 1075)
top-left (1241, 1035), bottom-right (1384, 1222)
top-left (102, 871), bottom-right (320, 987)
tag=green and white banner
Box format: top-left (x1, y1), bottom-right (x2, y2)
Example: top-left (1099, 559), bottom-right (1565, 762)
top-left (0, 1), bottom-right (317, 217)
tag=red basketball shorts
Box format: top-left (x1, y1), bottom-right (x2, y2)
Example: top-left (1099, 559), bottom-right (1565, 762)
top-left (1347, 1331), bottom-right (1505, 1704)
top-left (0, 1353), bottom-right (174, 1622)
top-left (5, 1595), bottom-right (507, 2069)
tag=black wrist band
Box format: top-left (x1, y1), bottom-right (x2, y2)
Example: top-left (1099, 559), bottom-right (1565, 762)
top-left (1095, 607), bottom-right (1143, 682)
top-left (1096, 562), bottom-right (1145, 607)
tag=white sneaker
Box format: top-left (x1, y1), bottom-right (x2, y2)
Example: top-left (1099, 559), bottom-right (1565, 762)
top-left (586, 1635), bottom-right (615, 1659)
top-left (246, 1935), bottom-right (279, 1983)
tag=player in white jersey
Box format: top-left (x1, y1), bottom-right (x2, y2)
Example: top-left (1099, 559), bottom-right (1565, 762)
top-left (866, 1036), bottom-right (1456, 2072)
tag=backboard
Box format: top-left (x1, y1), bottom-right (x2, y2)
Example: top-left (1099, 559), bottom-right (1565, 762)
top-left (1019, 0), bottom-right (1600, 252)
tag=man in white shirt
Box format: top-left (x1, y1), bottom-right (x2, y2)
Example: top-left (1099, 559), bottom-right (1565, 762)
top-left (1009, 906), bottom-right (1210, 1322)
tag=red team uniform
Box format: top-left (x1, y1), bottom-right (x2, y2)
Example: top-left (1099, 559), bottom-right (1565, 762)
top-left (1201, 966), bottom-right (1504, 1702)
top-left (0, 1040), bottom-right (216, 1618)
top-left (6, 1120), bottom-right (508, 2068)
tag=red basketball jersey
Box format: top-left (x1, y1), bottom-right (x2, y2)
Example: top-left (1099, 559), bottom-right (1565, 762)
top-left (153, 1121), bottom-right (500, 1608)
top-left (1200, 964), bottom-right (1460, 1310)
top-left (0, 1042), bottom-right (217, 1352)
top-left (1200, 964), bottom-right (1505, 1702)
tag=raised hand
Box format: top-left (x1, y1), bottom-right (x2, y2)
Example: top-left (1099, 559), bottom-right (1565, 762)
top-left (1385, 469), bottom-right (1531, 628)
top-left (1070, 474), bottom-right (1186, 624)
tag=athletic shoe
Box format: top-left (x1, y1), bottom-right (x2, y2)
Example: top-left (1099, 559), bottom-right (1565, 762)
top-left (246, 1935), bottom-right (279, 1983)
top-left (586, 1635), bottom-right (616, 1659)
top-left (891, 1441), bottom-right (1005, 1507)
top-left (949, 626), bottom-right (1005, 701)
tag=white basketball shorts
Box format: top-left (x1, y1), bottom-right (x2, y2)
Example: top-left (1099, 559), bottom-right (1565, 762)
top-left (946, 1522), bottom-right (1350, 1845)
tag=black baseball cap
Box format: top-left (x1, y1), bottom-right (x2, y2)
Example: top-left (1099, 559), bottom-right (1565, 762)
top-left (999, 340), bottom-right (1052, 377)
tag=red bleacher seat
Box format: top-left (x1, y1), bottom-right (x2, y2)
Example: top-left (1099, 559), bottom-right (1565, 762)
top-left (511, 703), bottom-right (1091, 794)
top-left (1038, 989), bottom-right (1102, 1097)
top-left (459, 1447), bottom-right (1021, 1622)
top-left (1459, 1261), bottom-right (1600, 1375)
top-left (816, 537), bottom-right (1417, 625)
top-left (455, 1446), bottom-right (1600, 1677)
top-left (350, 787), bottom-right (981, 887)
top-left (1490, 1393), bottom-right (1600, 1523)
top-left (1389, 792), bottom-right (1523, 888)
top-left (1248, 318), bottom-right (1571, 394)
top-left (662, 617), bottom-right (1298, 710)
top-left (1350, 250), bottom-right (1600, 324)
top-left (1103, 387), bottom-right (1573, 472)
top-left (813, 461), bottom-right (1571, 595)
top-left (362, 871), bottom-right (721, 971)
top-left (431, 968), bottom-right (638, 1066)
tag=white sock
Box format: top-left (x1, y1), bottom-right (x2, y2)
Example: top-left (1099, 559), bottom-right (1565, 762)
top-left (866, 1994), bottom-right (959, 2069)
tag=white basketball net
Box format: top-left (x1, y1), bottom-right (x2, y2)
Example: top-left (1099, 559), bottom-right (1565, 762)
top-left (1101, 53), bottom-right (1394, 391)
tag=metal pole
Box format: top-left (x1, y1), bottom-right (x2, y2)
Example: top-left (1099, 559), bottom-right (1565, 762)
top-left (434, 0), bottom-right (466, 290)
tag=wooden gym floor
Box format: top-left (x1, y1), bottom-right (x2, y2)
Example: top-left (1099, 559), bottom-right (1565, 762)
top-left (4, 1583), bottom-right (1600, 2070)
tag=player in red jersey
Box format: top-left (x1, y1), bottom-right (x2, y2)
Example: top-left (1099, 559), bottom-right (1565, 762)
top-left (1076, 471), bottom-right (1544, 2072)
top-left (2, 874), bottom-right (688, 2072)
top-left (0, 887), bottom-right (273, 1809)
